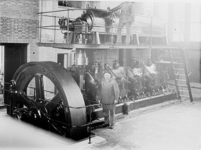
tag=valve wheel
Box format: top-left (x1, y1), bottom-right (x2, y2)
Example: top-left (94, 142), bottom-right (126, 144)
top-left (11, 61), bottom-right (87, 138)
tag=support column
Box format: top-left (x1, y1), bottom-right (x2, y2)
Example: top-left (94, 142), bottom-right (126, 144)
top-left (168, 3), bottom-right (174, 44)
top-left (184, 3), bottom-right (191, 45)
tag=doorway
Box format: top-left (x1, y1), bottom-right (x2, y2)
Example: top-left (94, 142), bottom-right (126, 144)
top-left (57, 53), bottom-right (69, 68)
top-left (3, 43), bottom-right (27, 105)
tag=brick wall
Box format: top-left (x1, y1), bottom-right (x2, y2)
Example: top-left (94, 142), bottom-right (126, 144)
top-left (0, 0), bottom-right (38, 20)
top-left (0, 0), bottom-right (39, 41)
top-left (0, 0), bottom-right (39, 62)
top-left (0, 17), bottom-right (38, 40)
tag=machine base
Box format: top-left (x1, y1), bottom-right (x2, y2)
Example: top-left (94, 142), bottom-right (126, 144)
top-left (94, 92), bottom-right (177, 118)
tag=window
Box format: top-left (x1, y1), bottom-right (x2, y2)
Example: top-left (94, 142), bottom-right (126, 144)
top-left (190, 3), bottom-right (201, 41)
top-left (173, 22), bottom-right (184, 41)
top-left (58, 1), bottom-right (83, 8)
top-left (173, 3), bottom-right (185, 41)
top-left (57, 53), bottom-right (69, 68)
top-left (143, 3), bottom-right (154, 17)
top-left (58, 1), bottom-right (71, 7)
top-left (157, 3), bottom-right (168, 20)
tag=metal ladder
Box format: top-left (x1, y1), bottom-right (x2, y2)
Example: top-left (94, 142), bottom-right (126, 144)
top-left (168, 48), bottom-right (193, 102)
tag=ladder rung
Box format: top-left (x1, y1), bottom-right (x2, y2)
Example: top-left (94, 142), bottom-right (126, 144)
top-left (180, 95), bottom-right (189, 98)
top-left (178, 90), bottom-right (189, 92)
top-left (173, 62), bottom-right (183, 65)
top-left (175, 74), bottom-right (186, 76)
top-left (177, 84), bottom-right (188, 87)
top-left (170, 50), bottom-right (181, 52)
top-left (172, 57), bottom-right (182, 59)
top-left (176, 79), bottom-right (186, 82)
top-left (174, 68), bottom-right (185, 71)
top-left (173, 68), bottom-right (184, 71)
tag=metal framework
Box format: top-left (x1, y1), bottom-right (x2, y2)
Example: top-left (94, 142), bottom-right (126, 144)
top-left (37, 8), bottom-right (168, 49)
top-left (37, 7), bottom-right (193, 102)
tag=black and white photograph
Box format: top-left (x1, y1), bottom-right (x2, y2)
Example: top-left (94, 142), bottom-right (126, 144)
top-left (0, 0), bottom-right (201, 149)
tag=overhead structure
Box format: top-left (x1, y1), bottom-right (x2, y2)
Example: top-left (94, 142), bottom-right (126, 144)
top-left (38, 7), bottom-right (168, 47)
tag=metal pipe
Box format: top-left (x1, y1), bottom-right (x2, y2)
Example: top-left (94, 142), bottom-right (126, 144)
top-left (67, 9), bottom-right (70, 44)
top-left (38, 27), bottom-right (61, 31)
top-left (150, 16), bottom-right (153, 46)
top-left (54, 16), bottom-right (56, 43)
top-left (39, 0), bottom-right (43, 43)
top-left (88, 106), bottom-right (92, 144)
top-left (37, 8), bottom-right (86, 14)
top-left (37, 25), bottom-right (61, 28)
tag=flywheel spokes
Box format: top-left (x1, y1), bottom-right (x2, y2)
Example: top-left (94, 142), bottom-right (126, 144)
top-left (10, 61), bottom-right (87, 138)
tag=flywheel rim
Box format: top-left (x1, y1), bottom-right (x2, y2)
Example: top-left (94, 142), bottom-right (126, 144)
top-left (12, 61), bottom-right (87, 128)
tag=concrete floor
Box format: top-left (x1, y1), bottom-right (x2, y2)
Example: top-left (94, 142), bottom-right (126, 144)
top-left (0, 85), bottom-right (200, 150)
top-left (0, 111), bottom-right (75, 149)
top-left (90, 100), bottom-right (200, 150)
top-left (88, 87), bottom-right (201, 150)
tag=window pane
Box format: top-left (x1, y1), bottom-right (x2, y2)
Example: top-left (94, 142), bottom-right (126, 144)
top-left (190, 23), bottom-right (201, 41)
top-left (157, 3), bottom-right (168, 19)
top-left (143, 3), bottom-right (154, 16)
top-left (190, 3), bottom-right (201, 22)
top-left (173, 3), bottom-right (185, 22)
top-left (172, 3), bottom-right (185, 41)
top-left (190, 3), bottom-right (201, 41)
top-left (173, 22), bottom-right (184, 41)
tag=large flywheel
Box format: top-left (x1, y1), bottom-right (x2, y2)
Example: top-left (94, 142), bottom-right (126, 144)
top-left (10, 61), bottom-right (87, 138)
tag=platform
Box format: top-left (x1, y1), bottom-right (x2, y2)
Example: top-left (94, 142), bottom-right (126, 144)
top-left (37, 43), bottom-right (180, 50)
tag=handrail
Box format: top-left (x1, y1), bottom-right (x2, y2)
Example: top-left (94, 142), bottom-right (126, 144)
top-left (38, 7), bottom-right (169, 44)
top-left (37, 8), bottom-right (87, 14)
top-left (38, 8), bottom-right (169, 22)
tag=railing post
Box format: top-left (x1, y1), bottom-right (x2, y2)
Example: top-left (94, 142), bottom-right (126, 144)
top-left (110, 13), bottom-right (114, 45)
top-left (54, 16), bottom-right (56, 43)
top-left (150, 16), bottom-right (153, 46)
top-left (180, 48), bottom-right (193, 102)
top-left (39, 14), bottom-right (42, 43)
top-left (34, 88), bottom-right (36, 100)
top-left (67, 9), bottom-right (69, 44)
top-left (88, 106), bottom-right (92, 144)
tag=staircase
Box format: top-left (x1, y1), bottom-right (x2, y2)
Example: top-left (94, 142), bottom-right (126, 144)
top-left (168, 48), bottom-right (193, 102)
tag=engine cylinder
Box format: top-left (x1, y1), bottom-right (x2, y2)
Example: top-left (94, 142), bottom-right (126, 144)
top-left (74, 9), bottom-right (113, 33)
top-left (75, 50), bottom-right (88, 66)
